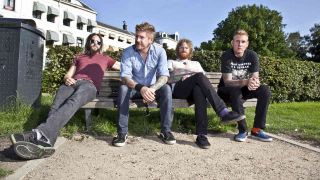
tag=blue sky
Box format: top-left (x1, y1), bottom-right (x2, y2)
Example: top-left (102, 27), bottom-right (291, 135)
top-left (81, 0), bottom-right (320, 47)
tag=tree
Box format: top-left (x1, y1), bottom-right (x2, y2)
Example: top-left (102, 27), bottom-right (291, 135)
top-left (209, 4), bottom-right (294, 58)
top-left (286, 32), bottom-right (308, 59)
top-left (308, 23), bottom-right (320, 62)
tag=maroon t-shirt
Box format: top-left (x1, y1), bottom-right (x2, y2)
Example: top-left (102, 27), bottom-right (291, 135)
top-left (72, 53), bottom-right (116, 91)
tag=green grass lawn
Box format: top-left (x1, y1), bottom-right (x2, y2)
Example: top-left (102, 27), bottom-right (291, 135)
top-left (0, 96), bottom-right (319, 144)
top-left (0, 168), bottom-right (13, 177)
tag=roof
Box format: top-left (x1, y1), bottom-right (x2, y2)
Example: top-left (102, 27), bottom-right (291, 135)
top-left (77, 0), bottom-right (95, 12)
top-left (97, 21), bottom-right (135, 36)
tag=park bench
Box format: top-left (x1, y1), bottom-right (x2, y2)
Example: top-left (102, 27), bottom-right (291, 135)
top-left (81, 71), bottom-right (257, 130)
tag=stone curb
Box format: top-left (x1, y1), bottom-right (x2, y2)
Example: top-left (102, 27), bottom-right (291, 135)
top-left (266, 132), bottom-right (320, 153)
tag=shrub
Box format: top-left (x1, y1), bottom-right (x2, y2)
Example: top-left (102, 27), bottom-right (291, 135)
top-left (260, 57), bottom-right (320, 102)
top-left (104, 50), bottom-right (122, 61)
top-left (192, 50), bottom-right (222, 72)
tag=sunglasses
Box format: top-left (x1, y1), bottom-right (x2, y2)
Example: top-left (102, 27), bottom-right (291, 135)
top-left (90, 39), bottom-right (101, 45)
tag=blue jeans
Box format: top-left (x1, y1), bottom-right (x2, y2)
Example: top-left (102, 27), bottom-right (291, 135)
top-left (117, 84), bottom-right (173, 134)
top-left (37, 80), bottom-right (97, 145)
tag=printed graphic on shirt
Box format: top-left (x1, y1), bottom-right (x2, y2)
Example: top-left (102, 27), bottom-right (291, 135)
top-left (230, 62), bottom-right (252, 80)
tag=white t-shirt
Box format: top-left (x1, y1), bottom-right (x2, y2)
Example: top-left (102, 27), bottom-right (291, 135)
top-left (168, 59), bottom-right (205, 73)
top-left (167, 59), bottom-right (205, 83)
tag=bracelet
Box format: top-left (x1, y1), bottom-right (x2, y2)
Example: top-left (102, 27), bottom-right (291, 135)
top-left (135, 84), bottom-right (144, 92)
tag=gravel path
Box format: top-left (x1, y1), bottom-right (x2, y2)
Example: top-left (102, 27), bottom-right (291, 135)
top-left (3, 132), bottom-right (318, 180)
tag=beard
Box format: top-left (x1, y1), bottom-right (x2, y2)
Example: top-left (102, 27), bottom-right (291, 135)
top-left (179, 52), bottom-right (190, 60)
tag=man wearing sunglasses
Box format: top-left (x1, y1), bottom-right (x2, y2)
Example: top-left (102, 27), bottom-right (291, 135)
top-left (112, 22), bottom-right (175, 147)
top-left (10, 33), bottom-right (120, 159)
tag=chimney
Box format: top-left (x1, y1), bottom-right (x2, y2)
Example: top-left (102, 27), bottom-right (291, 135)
top-left (123, 21), bottom-right (127, 31)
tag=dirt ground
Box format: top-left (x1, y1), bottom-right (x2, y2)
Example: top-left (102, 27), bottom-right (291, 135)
top-left (1, 132), bottom-right (319, 180)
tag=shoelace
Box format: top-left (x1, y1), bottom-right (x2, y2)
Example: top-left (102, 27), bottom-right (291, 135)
top-left (24, 132), bottom-right (37, 143)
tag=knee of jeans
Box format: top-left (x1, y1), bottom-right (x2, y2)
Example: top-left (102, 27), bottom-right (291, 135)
top-left (229, 88), bottom-right (242, 98)
top-left (160, 84), bottom-right (172, 97)
top-left (119, 85), bottom-right (129, 94)
top-left (260, 85), bottom-right (271, 98)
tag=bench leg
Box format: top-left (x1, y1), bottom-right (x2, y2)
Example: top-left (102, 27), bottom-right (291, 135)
top-left (84, 108), bottom-right (92, 131)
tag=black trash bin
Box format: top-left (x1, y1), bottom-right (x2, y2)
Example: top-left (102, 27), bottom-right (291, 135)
top-left (0, 18), bottom-right (45, 108)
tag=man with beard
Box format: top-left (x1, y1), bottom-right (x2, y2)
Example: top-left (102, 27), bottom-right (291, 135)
top-left (10, 33), bottom-right (120, 159)
top-left (168, 39), bottom-right (245, 149)
top-left (112, 22), bottom-right (175, 147)
top-left (217, 30), bottom-right (273, 142)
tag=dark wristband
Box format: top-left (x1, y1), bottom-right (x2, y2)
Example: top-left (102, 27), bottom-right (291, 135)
top-left (135, 84), bottom-right (144, 92)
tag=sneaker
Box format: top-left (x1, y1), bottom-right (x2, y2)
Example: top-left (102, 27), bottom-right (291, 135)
top-left (251, 130), bottom-right (273, 142)
top-left (10, 131), bottom-right (55, 159)
top-left (159, 131), bottom-right (176, 145)
top-left (234, 132), bottom-right (248, 142)
top-left (221, 111), bottom-right (245, 124)
top-left (196, 135), bottom-right (211, 149)
top-left (112, 133), bottom-right (127, 147)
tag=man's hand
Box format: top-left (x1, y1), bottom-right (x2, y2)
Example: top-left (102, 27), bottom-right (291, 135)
top-left (248, 77), bottom-right (260, 91)
top-left (64, 77), bottom-right (76, 86)
top-left (140, 87), bottom-right (156, 103)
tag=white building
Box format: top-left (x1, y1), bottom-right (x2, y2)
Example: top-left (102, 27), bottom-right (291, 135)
top-left (98, 21), bottom-right (135, 52)
top-left (0, 0), bottom-right (134, 67)
top-left (0, 0), bottom-right (179, 67)
top-left (155, 31), bottom-right (179, 49)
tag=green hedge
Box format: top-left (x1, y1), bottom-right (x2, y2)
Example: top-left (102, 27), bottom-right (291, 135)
top-left (192, 50), bottom-right (222, 72)
top-left (260, 57), bottom-right (320, 102)
top-left (42, 47), bottom-right (320, 102)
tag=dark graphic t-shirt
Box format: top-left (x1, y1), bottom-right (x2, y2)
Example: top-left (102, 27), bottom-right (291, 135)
top-left (218, 49), bottom-right (259, 87)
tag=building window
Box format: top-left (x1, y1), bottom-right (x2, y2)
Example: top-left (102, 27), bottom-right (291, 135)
top-left (118, 36), bottom-right (124, 42)
top-left (33, 11), bottom-right (42, 19)
top-left (63, 19), bottom-right (71, 26)
top-left (46, 40), bottom-right (54, 47)
top-left (109, 33), bottom-right (115, 40)
top-left (63, 11), bottom-right (75, 27)
top-left (3, 0), bottom-right (15, 11)
top-left (77, 37), bottom-right (83, 47)
top-left (87, 26), bottom-right (93, 32)
top-left (163, 43), bottom-right (168, 49)
top-left (77, 23), bottom-right (83, 30)
top-left (47, 14), bottom-right (55, 23)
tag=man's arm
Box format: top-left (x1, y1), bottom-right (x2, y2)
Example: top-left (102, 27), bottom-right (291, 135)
top-left (121, 76), bottom-right (137, 89)
top-left (111, 61), bottom-right (120, 71)
top-left (150, 76), bottom-right (168, 90)
top-left (222, 72), bottom-right (260, 89)
top-left (63, 65), bottom-right (77, 86)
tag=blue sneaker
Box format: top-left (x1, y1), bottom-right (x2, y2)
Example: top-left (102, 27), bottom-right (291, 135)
top-left (251, 130), bottom-right (273, 142)
top-left (234, 132), bottom-right (248, 142)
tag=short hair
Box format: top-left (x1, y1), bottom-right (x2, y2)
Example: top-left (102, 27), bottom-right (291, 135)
top-left (176, 38), bottom-right (193, 59)
top-left (84, 33), bottom-right (103, 55)
top-left (233, 29), bottom-right (249, 40)
top-left (135, 22), bottom-right (155, 39)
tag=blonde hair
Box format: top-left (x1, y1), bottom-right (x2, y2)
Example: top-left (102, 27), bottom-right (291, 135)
top-left (233, 29), bottom-right (249, 40)
top-left (135, 22), bottom-right (155, 39)
top-left (176, 39), bottom-right (193, 59)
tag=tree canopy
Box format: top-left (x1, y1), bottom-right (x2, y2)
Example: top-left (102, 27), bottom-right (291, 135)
top-left (201, 4), bottom-right (294, 58)
top-left (308, 23), bottom-right (320, 62)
